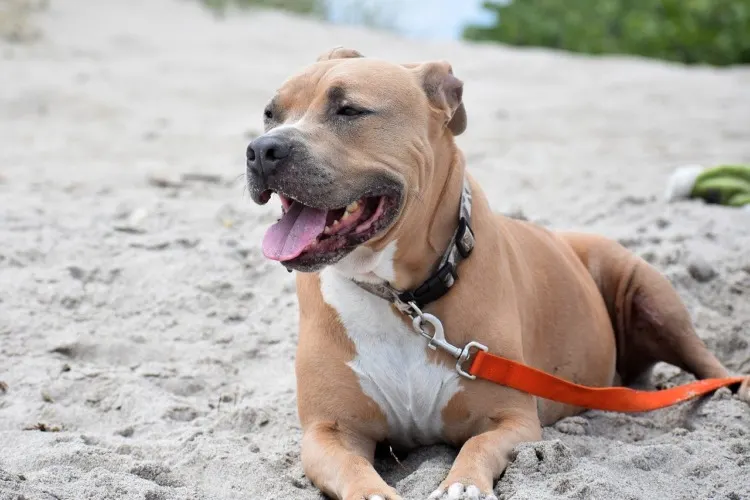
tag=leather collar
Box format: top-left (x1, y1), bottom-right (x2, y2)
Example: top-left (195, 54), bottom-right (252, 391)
top-left (351, 176), bottom-right (474, 311)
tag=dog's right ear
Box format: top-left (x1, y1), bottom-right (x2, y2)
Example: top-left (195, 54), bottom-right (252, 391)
top-left (316, 47), bottom-right (364, 62)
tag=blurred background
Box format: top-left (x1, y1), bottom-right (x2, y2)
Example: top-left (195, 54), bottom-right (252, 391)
top-left (2, 1), bottom-right (749, 499)
top-left (3, 0), bottom-right (749, 65)
top-left (198, 0), bottom-right (750, 66)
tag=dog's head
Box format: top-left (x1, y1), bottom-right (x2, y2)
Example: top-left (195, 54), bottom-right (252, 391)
top-left (247, 47), bottom-right (466, 272)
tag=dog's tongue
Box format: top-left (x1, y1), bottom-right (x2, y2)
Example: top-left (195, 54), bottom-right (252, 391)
top-left (262, 201), bottom-right (327, 261)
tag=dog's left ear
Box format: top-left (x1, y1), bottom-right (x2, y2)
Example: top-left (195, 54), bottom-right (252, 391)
top-left (316, 47), bottom-right (364, 62)
top-left (410, 61), bottom-right (467, 136)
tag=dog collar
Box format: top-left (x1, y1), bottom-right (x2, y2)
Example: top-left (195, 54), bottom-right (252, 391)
top-left (352, 176), bottom-right (475, 311)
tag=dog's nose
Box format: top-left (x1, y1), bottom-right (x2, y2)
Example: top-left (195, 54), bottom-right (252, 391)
top-left (246, 135), bottom-right (291, 180)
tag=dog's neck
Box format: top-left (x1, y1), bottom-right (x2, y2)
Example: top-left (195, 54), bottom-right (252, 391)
top-left (332, 136), bottom-right (468, 292)
top-left (396, 138), bottom-right (467, 289)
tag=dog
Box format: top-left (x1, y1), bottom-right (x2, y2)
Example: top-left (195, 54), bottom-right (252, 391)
top-left (245, 47), bottom-right (750, 500)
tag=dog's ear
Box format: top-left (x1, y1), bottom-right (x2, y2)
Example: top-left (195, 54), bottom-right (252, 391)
top-left (316, 47), bottom-right (364, 62)
top-left (409, 61), bottom-right (467, 136)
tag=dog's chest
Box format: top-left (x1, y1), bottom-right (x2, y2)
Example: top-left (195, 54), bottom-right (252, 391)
top-left (320, 269), bottom-right (462, 447)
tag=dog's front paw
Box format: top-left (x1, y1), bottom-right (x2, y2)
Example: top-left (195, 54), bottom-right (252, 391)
top-left (427, 483), bottom-right (497, 500)
top-left (346, 488), bottom-right (402, 500)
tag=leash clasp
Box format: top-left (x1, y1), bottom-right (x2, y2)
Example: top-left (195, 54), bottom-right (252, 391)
top-left (410, 310), bottom-right (488, 380)
top-left (456, 341), bottom-right (488, 380)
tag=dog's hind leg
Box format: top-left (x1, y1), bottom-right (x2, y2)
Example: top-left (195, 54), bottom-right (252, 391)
top-left (561, 232), bottom-right (749, 401)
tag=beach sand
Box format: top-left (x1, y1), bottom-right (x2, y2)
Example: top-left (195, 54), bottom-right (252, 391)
top-left (1, 1), bottom-right (749, 498)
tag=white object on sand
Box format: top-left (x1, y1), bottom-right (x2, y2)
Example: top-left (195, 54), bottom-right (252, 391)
top-left (664, 164), bottom-right (706, 202)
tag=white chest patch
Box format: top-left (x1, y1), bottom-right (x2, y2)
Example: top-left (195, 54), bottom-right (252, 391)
top-left (319, 266), bottom-right (463, 448)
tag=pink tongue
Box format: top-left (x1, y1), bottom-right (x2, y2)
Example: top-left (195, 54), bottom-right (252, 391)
top-left (262, 201), bottom-right (327, 261)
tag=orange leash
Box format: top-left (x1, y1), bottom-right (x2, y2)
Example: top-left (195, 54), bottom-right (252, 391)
top-left (468, 350), bottom-right (746, 412)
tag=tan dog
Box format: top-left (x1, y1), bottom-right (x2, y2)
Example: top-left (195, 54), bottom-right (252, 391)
top-left (245, 47), bottom-right (750, 500)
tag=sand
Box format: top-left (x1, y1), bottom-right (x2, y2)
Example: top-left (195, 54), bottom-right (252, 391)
top-left (1, 1), bottom-right (749, 499)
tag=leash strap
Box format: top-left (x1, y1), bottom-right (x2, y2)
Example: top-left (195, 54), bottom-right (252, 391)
top-left (352, 176), bottom-right (475, 310)
top-left (469, 350), bottom-right (746, 412)
top-left (349, 175), bottom-right (746, 412)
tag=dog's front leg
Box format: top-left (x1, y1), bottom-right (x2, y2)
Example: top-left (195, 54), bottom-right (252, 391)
top-left (302, 421), bottom-right (401, 500)
top-left (429, 411), bottom-right (542, 500)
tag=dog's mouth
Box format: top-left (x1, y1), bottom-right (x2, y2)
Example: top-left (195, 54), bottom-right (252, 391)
top-left (260, 190), bottom-right (399, 264)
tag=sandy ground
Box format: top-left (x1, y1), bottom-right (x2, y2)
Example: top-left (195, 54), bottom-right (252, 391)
top-left (1, 1), bottom-right (750, 499)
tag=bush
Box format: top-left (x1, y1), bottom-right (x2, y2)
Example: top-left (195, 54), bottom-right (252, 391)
top-left (463, 0), bottom-right (750, 66)
top-left (199, 0), bottom-right (322, 16)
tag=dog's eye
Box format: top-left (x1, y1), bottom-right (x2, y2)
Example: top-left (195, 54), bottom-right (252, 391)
top-left (337, 105), bottom-right (365, 117)
top-left (264, 107), bottom-right (273, 120)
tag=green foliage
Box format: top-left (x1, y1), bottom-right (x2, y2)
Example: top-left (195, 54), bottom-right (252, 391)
top-left (464, 0), bottom-right (750, 66)
top-left (197, 0), bottom-right (394, 30)
top-left (199, 0), bottom-right (323, 17)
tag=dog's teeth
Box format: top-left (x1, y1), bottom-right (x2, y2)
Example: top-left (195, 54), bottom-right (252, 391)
top-left (323, 210), bottom-right (355, 236)
top-left (324, 219), bottom-right (343, 235)
top-left (345, 201), bottom-right (360, 213)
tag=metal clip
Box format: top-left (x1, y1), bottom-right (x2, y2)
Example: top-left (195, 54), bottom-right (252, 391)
top-left (394, 299), bottom-right (421, 320)
top-left (410, 313), bottom-right (488, 379)
top-left (412, 313), bottom-right (462, 358)
top-left (456, 341), bottom-right (488, 380)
